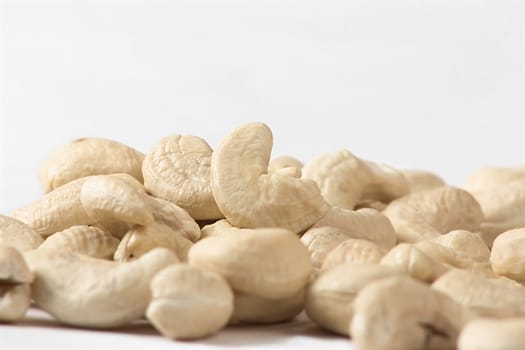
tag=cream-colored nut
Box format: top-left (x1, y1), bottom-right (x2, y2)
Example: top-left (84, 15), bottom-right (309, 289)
top-left (312, 207), bottom-right (397, 250)
top-left (354, 200), bottom-right (388, 211)
top-left (300, 226), bottom-right (351, 274)
top-left (350, 276), bottom-right (469, 350)
top-left (490, 228), bottom-right (525, 282)
top-left (268, 155), bottom-right (303, 172)
top-left (210, 122), bottom-right (328, 234)
top-left (146, 264), bottom-right (233, 339)
top-left (305, 263), bottom-right (404, 335)
top-left (415, 240), bottom-right (480, 270)
top-left (80, 175), bottom-right (154, 227)
top-left (142, 134), bottom-right (223, 220)
top-left (0, 214), bottom-right (43, 251)
top-left (27, 248), bottom-right (178, 327)
top-left (471, 180), bottom-right (525, 247)
top-left (229, 289), bottom-right (304, 325)
top-left (383, 186), bottom-right (484, 243)
top-left (458, 318), bottom-right (525, 350)
top-left (189, 227), bottom-right (312, 299)
top-left (37, 225), bottom-right (119, 259)
top-left (147, 197), bottom-right (201, 242)
top-left (463, 166), bottom-right (525, 192)
top-left (402, 169), bottom-right (446, 193)
top-left (0, 245), bottom-right (34, 322)
top-left (432, 269), bottom-right (525, 318)
top-left (380, 243), bottom-right (448, 283)
top-left (200, 219), bottom-right (235, 239)
top-left (321, 239), bottom-right (386, 271)
top-left (431, 230), bottom-right (490, 262)
top-left (39, 137), bottom-right (145, 193)
top-left (114, 222), bottom-right (193, 262)
top-left (302, 149), bottom-right (408, 210)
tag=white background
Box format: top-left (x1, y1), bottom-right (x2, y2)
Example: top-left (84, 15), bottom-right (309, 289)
top-left (1, 0), bottom-right (524, 348)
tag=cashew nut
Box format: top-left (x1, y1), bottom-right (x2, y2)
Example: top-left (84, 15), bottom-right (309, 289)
top-left (0, 245), bottom-right (34, 322)
top-left (402, 169), bottom-right (446, 193)
top-left (146, 264), bottom-right (233, 339)
top-left (431, 230), bottom-right (490, 263)
top-left (302, 149), bottom-right (409, 210)
top-left (142, 134), bottom-right (223, 220)
top-left (350, 275), bottom-right (469, 350)
top-left (321, 239), bottom-right (386, 271)
top-left (0, 214), bottom-right (43, 252)
top-left (188, 227), bottom-right (311, 299)
top-left (38, 137), bottom-right (144, 193)
top-left (300, 226), bottom-right (351, 274)
top-left (463, 166), bottom-right (525, 192)
top-left (458, 318), bottom-right (525, 350)
top-left (383, 186), bottom-right (484, 243)
top-left (210, 122), bottom-right (328, 233)
top-left (490, 228), bottom-right (525, 282)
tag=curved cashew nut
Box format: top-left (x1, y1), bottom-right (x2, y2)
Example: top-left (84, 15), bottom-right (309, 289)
top-left (146, 264), bottom-right (233, 339)
top-left (383, 186), bottom-right (484, 243)
top-left (0, 214), bottom-right (43, 252)
top-left (142, 134), bottom-right (223, 220)
top-left (431, 230), bottom-right (490, 263)
top-left (302, 149), bottom-right (408, 210)
top-left (210, 122), bottom-right (328, 233)
top-left (189, 227), bottom-right (312, 299)
top-left (458, 318), bottom-right (525, 350)
top-left (26, 248), bottom-right (178, 327)
top-left (350, 276), bottom-right (468, 350)
top-left (491, 228), bottom-right (525, 282)
top-left (321, 239), bottom-right (386, 271)
top-left (38, 137), bottom-right (144, 193)
top-left (402, 169), bottom-right (445, 193)
top-left (463, 166), bottom-right (525, 192)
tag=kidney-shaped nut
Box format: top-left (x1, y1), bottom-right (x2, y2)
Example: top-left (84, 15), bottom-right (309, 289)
top-left (350, 276), bottom-right (469, 350)
top-left (432, 269), bottom-right (525, 318)
top-left (27, 248), bottom-right (178, 328)
top-left (38, 137), bottom-right (145, 193)
top-left (146, 264), bottom-right (233, 339)
top-left (302, 149), bottom-right (409, 210)
top-left (114, 222), bottom-right (193, 262)
top-left (200, 219), bottom-right (235, 239)
top-left (142, 134), bottom-right (223, 220)
top-left (0, 245), bottom-right (34, 322)
top-left (415, 240), bottom-right (481, 270)
top-left (305, 263), bottom-right (404, 335)
top-left (431, 230), bottom-right (490, 263)
top-left (312, 207), bottom-right (397, 250)
top-left (402, 170), bottom-right (446, 193)
top-left (491, 228), bottom-right (525, 282)
top-left (210, 122), bottom-right (328, 234)
top-left (188, 227), bottom-right (312, 299)
top-left (37, 225), bottom-right (119, 259)
top-left (268, 155), bottom-right (303, 172)
top-left (458, 318), bottom-right (525, 350)
top-left (0, 214), bottom-right (43, 252)
top-left (300, 226), bottom-right (351, 274)
top-left (380, 243), bottom-right (448, 283)
top-left (321, 239), bottom-right (386, 271)
top-left (229, 289), bottom-right (305, 325)
top-left (383, 186), bottom-right (484, 243)
top-left (463, 166), bottom-right (525, 193)
top-left (471, 179), bottom-right (525, 247)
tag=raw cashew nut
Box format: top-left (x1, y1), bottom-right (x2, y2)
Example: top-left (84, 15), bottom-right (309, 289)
top-left (383, 186), bottom-right (484, 243)
top-left (350, 276), bottom-right (469, 350)
top-left (27, 248), bottom-right (178, 327)
top-left (39, 137), bottom-right (145, 193)
top-left (321, 239), bottom-right (386, 271)
top-left (300, 226), bottom-right (351, 274)
top-left (463, 166), bottom-right (525, 192)
top-left (402, 169), bottom-right (446, 193)
top-left (491, 228), bottom-right (525, 282)
top-left (268, 155), bottom-right (303, 172)
top-left (114, 222), bottom-right (193, 262)
top-left (188, 227), bottom-right (312, 299)
top-left (200, 219), bottom-right (235, 239)
top-left (229, 290), bottom-right (305, 325)
top-left (302, 149), bottom-right (408, 210)
top-left (210, 122), bottom-right (328, 233)
top-left (0, 214), bottom-right (43, 252)
top-left (380, 243), bottom-right (448, 283)
top-left (415, 240), bottom-right (483, 271)
top-left (147, 197), bottom-right (201, 242)
top-left (142, 134), bottom-right (223, 220)
top-left (35, 225), bottom-right (119, 259)
top-left (458, 318), bottom-right (525, 350)
top-left (431, 230), bottom-right (490, 263)
top-left (0, 245), bottom-right (34, 321)
top-left (305, 264), bottom-right (404, 335)
top-left (432, 269), bottom-right (525, 318)
top-left (312, 207), bottom-right (397, 250)
top-left (146, 264), bottom-right (233, 339)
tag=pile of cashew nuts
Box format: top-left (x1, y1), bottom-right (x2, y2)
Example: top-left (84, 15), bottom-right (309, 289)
top-left (2, 122), bottom-right (525, 349)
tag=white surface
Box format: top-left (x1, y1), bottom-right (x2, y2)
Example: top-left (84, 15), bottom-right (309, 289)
top-left (1, 1), bottom-right (525, 349)
top-left (0, 309), bottom-right (352, 350)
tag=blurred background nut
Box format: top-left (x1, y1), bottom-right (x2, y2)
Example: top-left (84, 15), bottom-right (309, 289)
top-left (491, 228), bottom-right (525, 282)
top-left (146, 264), bottom-right (233, 339)
top-left (0, 214), bottom-right (43, 252)
top-left (458, 318), bottom-right (525, 350)
top-left (401, 169), bottom-right (446, 193)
